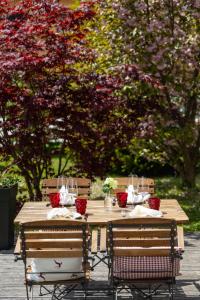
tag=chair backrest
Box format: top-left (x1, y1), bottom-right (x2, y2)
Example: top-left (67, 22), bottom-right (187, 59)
top-left (114, 177), bottom-right (155, 195)
top-left (107, 218), bottom-right (180, 281)
top-left (41, 178), bottom-right (91, 199)
top-left (20, 220), bottom-right (89, 281)
top-left (21, 219), bottom-right (88, 259)
top-left (108, 218), bottom-right (177, 257)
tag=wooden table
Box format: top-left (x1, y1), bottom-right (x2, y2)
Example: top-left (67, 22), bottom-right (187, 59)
top-left (14, 199), bottom-right (188, 258)
top-left (14, 199), bottom-right (189, 225)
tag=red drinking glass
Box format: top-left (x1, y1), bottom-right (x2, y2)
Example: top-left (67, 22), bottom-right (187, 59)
top-left (116, 192), bottom-right (128, 208)
top-left (75, 198), bottom-right (87, 215)
top-left (148, 197), bottom-right (160, 210)
top-left (48, 193), bottom-right (60, 208)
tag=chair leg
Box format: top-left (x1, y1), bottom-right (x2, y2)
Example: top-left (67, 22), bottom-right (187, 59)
top-left (170, 285), bottom-right (174, 300)
top-left (81, 282), bottom-right (88, 300)
top-left (25, 284), bottom-right (34, 300)
top-left (112, 287), bottom-right (115, 300)
top-left (115, 288), bottom-right (118, 300)
top-left (25, 284), bottom-right (29, 300)
top-left (39, 286), bottom-right (42, 296)
top-left (31, 286), bottom-right (33, 300)
top-left (169, 282), bottom-right (174, 300)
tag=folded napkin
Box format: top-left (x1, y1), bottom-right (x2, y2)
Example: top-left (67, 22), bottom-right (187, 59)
top-left (126, 185), bottom-right (135, 204)
top-left (47, 207), bottom-right (71, 220)
top-left (59, 185), bottom-right (76, 206)
top-left (47, 208), bottom-right (82, 220)
top-left (133, 192), bottom-right (151, 204)
top-left (71, 212), bottom-right (82, 220)
top-left (126, 184), bottom-right (151, 204)
top-left (129, 205), bottom-right (163, 218)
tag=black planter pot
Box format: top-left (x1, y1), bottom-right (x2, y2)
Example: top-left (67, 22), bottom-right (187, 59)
top-left (0, 184), bottom-right (18, 249)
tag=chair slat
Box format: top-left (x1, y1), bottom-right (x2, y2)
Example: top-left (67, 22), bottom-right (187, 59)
top-left (113, 239), bottom-right (172, 247)
top-left (25, 231), bottom-right (83, 239)
top-left (111, 218), bottom-right (174, 225)
top-left (26, 249), bottom-right (83, 258)
top-left (42, 188), bottom-right (90, 196)
top-left (26, 240), bottom-right (83, 249)
top-left (114, 248), bottom-right (171, 257)
top-left (42, 178), bottom-right (91, 187)
top-left (22, 219), bottom-right (84, 227)
top-left (113, 229), bottom-right (171, 238)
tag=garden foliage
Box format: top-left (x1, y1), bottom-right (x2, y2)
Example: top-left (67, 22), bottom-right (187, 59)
top-left (94, 0), bottom-right (200, 187)
top-left (0, 0), bottom-right (160, 199)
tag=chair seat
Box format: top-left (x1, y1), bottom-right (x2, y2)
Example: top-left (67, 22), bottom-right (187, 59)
top-left (113, 256), bottom-right (181, 280)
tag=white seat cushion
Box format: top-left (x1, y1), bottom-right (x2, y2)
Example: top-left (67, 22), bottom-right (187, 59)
top-left (27, 257), bottom-right (83, 282)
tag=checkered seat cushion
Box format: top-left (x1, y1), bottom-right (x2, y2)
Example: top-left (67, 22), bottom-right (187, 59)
top-left (113, 256), bottom-right (181, 280)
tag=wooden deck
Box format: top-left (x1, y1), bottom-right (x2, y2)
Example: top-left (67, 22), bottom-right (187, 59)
top-left (0, 233), bottom-right (200, 299)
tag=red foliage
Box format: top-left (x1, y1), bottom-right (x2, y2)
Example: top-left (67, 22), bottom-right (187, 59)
top-left (0, 0), bottom-right (158, 199)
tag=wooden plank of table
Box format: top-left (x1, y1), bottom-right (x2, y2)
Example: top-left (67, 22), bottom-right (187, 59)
top-left (14, 199), bottom-right (189, 225)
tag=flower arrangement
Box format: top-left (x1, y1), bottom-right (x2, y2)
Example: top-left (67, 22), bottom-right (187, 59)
top-left (102, 177), bottom-right (118, 194)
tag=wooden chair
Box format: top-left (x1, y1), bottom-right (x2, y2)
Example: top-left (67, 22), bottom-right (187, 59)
top-left (114, 177), bottom-right (155, 195)
top-left (41, 177), bottom-right (91, 200)
top-left (107, 218), bottom-right (182, 300)
top-left (20, 220), bottom-right (90, 300)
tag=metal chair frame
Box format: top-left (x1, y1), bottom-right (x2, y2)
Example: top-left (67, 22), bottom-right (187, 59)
top-left (107, 218), bottom-right (181, 300)
top-left (20, 220), bottom-right (90, 300)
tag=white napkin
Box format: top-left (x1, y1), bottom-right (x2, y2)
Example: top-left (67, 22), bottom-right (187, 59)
top-left (126, 185), bottom-right (135, 204)
top-left (127, 184), bottom-right (151, 204)
top-left (59, 185), bottom-right (76, 206)
top-left (47, 207), bottom-right (71, 220)
top-left (129, 205), bottom-right (162, 218)
top-left (133, 192), bottom-right (151, 204)
top-left (141, 192), bottom-right (151, 201)
top-left (59, 185), bottom-right (67, 205)
top-left (71, 212), bottom-right (82, 220)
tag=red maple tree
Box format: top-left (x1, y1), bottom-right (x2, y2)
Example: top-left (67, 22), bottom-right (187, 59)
top-left (0, 0), bottom-right (159, 199)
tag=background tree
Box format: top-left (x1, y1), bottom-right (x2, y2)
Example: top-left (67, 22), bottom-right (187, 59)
top-left (0, 0), bottom-right (160, 199)
top-left (0, 0), bottom-right (102, 200)
top-left (94, 0), bottom-right (200, 188)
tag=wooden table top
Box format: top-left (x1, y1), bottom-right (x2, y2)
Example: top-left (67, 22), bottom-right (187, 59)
top-left (14, 199), bottom-right (189, 225)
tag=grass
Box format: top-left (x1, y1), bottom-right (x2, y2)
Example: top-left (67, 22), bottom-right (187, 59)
top-left (155, 176), bottom-right (200, 232)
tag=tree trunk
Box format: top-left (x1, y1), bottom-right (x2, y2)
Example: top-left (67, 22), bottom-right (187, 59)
top-left (180, 165), bottom-right (196, 188)
top-left (176, 147), bottom-right (197, 189)
top-left (21, 169), bottom-right (42, 201)
top-left (33, 177), bottom-right (43, 201)
top-left (23, 172), bottom-right (35, 201)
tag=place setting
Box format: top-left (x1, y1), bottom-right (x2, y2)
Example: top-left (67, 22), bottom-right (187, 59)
top-left (46, 177), bottom-right (89, 220)
top-left (114, 189), bottom-right (163, 218)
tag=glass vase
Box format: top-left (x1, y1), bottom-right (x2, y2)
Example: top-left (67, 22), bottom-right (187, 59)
top-left (104, 192), bottom-right (113, 211)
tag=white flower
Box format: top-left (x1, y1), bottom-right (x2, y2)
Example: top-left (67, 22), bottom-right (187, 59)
top-left (103, 177), bottom-right (118, 191)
